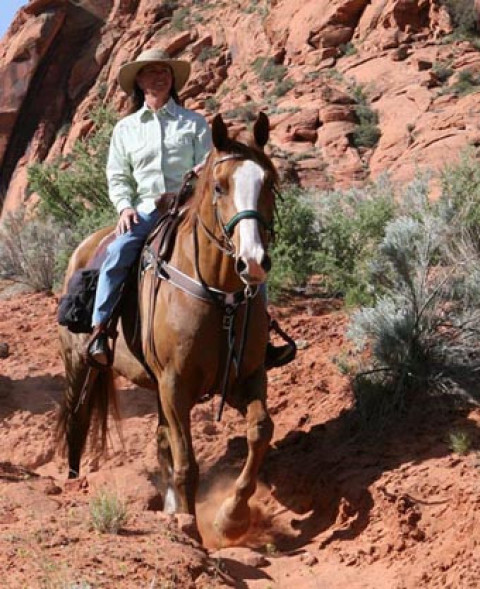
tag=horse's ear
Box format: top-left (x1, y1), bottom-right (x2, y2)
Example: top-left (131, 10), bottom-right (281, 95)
top-left (212, 114), bottom-right (230, 151)
top-left (253, 111), bottom-right (269, 149)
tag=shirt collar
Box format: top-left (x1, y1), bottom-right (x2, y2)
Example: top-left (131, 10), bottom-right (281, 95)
top-left (139, 97), bottom-right (178, 121)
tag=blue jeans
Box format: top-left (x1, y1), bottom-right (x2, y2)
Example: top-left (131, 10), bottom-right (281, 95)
top-left (92, 209), bottom-right (159, 326)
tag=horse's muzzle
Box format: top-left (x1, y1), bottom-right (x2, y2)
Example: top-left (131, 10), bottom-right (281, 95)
top-left (235, 253), bottom-right (271, 284)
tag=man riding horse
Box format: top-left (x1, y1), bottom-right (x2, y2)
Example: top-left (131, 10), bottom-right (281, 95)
top-left (87, 47), bottom-right (294, 370)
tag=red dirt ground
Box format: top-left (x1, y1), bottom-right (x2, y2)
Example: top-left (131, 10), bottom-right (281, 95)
top-left (0, 283), bottom-right (479, 588)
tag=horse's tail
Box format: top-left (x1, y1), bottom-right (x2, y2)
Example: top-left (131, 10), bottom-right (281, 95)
top-left (56, 361), bottom-right (121, 478)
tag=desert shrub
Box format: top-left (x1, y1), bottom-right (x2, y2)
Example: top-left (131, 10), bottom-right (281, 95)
top-left (27, 106), bottom-right (118, 282)
top-left (313, 176), bottom-right (396, 305)
top-left (339, 42), bottom-right (357, 56)
top-left (350, 87), bottom-right (381, 148)
top-left (171, 7), bottom-right (190, 30)
top-left (448, 69), bottom-right (480, 95)
top-left (252, 56), bottom-right (287, 83)
top-left (161, 0), bottom-right (179, 11)
top-left (348, 192), bottom-right (480, 429)
top-left (268, 185), bottom-right (322, 299)
top-left (197, 45), bottom-right (221, 63)
top-left (432, 60), bottom-right (454, 83)
top-left (448, 430), bottom-right (472, 455)
top-left (0, 208), bottom-right (69, 292)
top-left (440, 0), bottom-right (477, 35)
top-left (204, 96), bottom-right (219, 113)
top-left (352, 105), bottom-right (381, 148)
top-left (439, 148), bottom-right (480, 241)
top-left (223, 104), bottom-right (258, 122)
top-left (89, 489), bottom-right (128, 534)
top-left (272, 78), bottom-right (294, 97)
top-left (28, 105), bottom-right (117, 226)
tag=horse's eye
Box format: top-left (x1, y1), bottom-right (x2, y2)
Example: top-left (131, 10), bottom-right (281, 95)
top-left (214, 182), bottom-right (224, 196)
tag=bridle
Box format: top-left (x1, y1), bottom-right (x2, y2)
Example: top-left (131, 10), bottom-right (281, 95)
top-left (145, 152), bottom-right (279, 421)
top-left (195, 153), bottom-right (275, 258)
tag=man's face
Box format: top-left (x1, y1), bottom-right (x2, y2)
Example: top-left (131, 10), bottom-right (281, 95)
top-left (136, 64), bottom-right (173, 100)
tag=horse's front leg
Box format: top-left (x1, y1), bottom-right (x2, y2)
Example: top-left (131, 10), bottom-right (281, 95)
top-left (215, 370), bottom-right (273, 540)
top-left (159, 370), bottom-right (199, 517)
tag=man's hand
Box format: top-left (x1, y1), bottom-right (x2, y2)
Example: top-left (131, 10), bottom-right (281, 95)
top-left (116, 207), bottom-right (138, 235)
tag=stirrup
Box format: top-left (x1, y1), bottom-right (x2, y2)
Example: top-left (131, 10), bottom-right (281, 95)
top-left (266, 319), bottom-right (297, 370)
top-left (85, 325), bottom-right (116, 369)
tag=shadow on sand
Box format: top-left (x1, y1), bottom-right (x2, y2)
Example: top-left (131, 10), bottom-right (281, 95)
top-left (200, 390), bottom-right (480, 555)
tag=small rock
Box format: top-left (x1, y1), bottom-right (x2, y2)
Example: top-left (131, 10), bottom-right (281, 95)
top-left (174, 513), bottom-right (200, 541)
top-left (0, 342), bottom-right (9, 358)
top-left (301, 551), bottom-right (318, 566)
top-left (296, 339), bottom-right (309, 350)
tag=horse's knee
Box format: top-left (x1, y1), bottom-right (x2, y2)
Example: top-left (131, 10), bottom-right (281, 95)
top-left (173, 462), bottom-right (199, 490)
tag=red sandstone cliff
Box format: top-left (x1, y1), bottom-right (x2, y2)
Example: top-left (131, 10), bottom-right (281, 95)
top-left (1, 0), bottom-right (480, 214)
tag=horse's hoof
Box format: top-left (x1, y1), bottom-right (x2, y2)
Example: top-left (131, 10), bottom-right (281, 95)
top-left (214, 497), bottom-right (251, 541)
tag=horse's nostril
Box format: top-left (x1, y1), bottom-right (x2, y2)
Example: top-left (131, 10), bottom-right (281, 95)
top-left (261, 254), bottom-right (272, 272)
top-left (236, 258), bottom-right (247, 275)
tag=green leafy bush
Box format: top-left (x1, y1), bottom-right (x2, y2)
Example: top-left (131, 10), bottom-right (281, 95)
top-left (351, 86), bottom-right (381, 149)
top-left (440, 0), bottom-right (477, 35)
top-left (28, 106), bottom-right (117, 226)
top-left (314, 177), bottom-right (396, 305)
top-left (27, 106), bottom-right (118, 284)
top-left (268, 185), bottom-right (321, 299)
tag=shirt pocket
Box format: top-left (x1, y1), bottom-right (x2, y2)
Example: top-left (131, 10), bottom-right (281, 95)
top-left (163, 134), bottom-right (194, 159)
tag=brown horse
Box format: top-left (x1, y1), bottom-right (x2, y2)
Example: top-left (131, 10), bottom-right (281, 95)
top-left (57, 112), bottom-right (277, 542)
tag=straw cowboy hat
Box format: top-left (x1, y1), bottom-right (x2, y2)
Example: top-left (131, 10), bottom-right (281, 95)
top-left (118, 48), bottom-right (191, 95)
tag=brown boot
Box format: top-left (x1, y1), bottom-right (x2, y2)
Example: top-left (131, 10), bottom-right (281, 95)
top-left (86, 324), bottom-right (112, 368)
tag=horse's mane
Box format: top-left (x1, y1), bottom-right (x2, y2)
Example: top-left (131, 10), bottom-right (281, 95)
top-left (186, 140), bottom-right (279, 230)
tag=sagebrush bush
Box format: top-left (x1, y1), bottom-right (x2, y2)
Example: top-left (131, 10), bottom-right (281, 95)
top-left (0, 208), bottom-right (69, 292)
top-left (89, 489), bottom-right (128, 534)
top-left (348, 190), bottom-right (480, 428)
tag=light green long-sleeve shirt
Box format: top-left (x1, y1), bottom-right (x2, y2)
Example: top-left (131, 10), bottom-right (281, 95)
top-left (106, 98), bottom-right (212, 214)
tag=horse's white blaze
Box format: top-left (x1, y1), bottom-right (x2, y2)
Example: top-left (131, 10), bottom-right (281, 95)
top-left (232, 160), bottom-right (267, 284)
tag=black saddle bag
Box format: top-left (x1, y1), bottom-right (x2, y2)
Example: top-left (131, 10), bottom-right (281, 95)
top-left (57, 269), bottom-right (99, 334)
